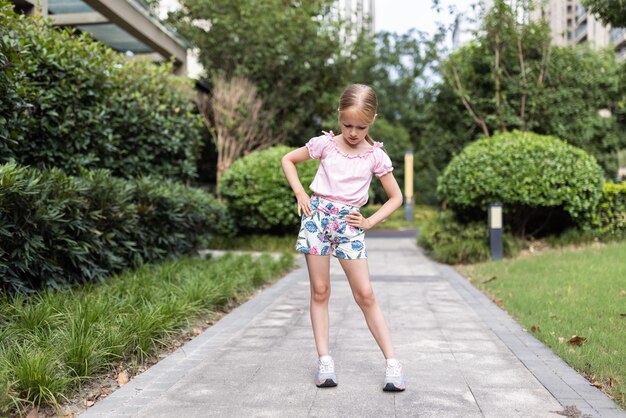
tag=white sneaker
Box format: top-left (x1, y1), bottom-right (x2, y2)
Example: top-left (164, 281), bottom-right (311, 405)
top-left (315, 356), bottom-right (337, 387)
top-left (383, 359), bottom-right (405, 391)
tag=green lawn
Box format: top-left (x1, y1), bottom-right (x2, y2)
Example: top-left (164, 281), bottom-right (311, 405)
top-left (459, 241), bottom-right (626, 408)
top-left (0, 253), bottom-right (295, 415)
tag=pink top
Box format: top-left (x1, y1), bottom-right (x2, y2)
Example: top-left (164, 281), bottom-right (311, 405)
top-left (305, 131), bottom-right (393, 207)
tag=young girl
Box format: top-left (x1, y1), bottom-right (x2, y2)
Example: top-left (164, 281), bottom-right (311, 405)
top-left (281, 84), bottom-right (405, 392)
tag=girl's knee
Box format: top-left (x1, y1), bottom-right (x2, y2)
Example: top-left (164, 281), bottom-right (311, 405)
top-left (311, 282), bottom-right (330, 303)
top-left (354, 288), bottom-right (376, 309)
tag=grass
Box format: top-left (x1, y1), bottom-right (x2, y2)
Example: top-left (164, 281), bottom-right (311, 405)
top-left (459, 241), bottom-right (626, 408)
top-left (0, 252), bottom-right (295, 415)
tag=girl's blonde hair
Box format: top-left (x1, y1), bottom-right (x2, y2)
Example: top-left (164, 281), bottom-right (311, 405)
top-left (338, 84), bottom-right (377, 145)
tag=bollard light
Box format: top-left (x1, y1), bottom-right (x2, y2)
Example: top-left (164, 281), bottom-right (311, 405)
top-left (489, 202), bottom-right (503, 260)
top-left (404, 151), bottom-right (414, 223)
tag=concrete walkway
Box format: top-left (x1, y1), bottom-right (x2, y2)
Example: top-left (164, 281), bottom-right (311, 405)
top-left (81, 235), bottom-right (625, 418)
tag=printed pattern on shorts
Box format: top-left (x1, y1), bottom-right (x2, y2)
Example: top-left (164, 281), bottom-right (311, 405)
top-left (295, 196), bottom-right (367, 259)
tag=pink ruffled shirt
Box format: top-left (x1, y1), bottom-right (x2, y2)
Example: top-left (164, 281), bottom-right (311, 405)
top-left (305, 131), bottom-right (393, 207)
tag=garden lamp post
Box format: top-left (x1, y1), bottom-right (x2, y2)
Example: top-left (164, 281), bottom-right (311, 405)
top-left (489, 202), bottom-right (503, 260)
top-left (404, 151), bottom-right (414, 222)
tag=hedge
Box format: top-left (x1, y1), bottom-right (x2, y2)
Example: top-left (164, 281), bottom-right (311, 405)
top-left (437, 131), bottom-right (604, 236)
top-left (0, 163), bottom-right (234, 293)
top-left (591, 181), bottom-right (626, 235)
top-left (219, 145), bottom-right (319, 233)
top-left (0, 1), bottom-right (203, 180)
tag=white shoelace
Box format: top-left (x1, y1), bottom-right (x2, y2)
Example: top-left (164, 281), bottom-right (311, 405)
top-left (319, 360), bottom-right (334, 374)
top-left (385, 362), bottom-right (402, 378)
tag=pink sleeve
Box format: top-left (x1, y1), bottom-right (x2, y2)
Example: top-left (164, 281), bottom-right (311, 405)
top-left (305, 134), bottom-right (331, 160)
top-left (373, 148), bottom-right (394, 177)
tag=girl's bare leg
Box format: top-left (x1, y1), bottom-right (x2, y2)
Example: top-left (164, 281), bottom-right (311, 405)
top-left (305, 254), bottom-right (331, 356)
top-left (338, 258), bottom-right (395, 359)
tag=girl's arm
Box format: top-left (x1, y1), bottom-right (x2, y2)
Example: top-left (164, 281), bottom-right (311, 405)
top-left (347, 172), bottom-right (403, 230)
top-left (281, 147), bottom-right (313, 217)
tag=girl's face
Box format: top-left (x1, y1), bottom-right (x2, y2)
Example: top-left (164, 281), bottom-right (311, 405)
top-left (339, 107), bottom-right (373, 147)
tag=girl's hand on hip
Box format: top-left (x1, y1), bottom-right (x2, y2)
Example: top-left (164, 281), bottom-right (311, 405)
top-left (296, 191), bottom-right (312, 217)
top-left (346, 211), bottom-right (372, 230)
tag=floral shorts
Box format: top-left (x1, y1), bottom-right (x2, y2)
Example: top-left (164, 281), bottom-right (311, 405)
top-left (295, 195), bottom-right (367, 259)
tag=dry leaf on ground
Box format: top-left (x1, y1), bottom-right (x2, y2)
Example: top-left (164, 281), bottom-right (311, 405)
top-left (117, 370), bottom-right (129, 387)
top-left (483, 276), bottom-right (497, 283)
top-left (567, 335), bottom-right (587, 346)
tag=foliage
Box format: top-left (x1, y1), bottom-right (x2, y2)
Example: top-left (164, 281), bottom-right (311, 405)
top-left (0, 253), bottom-right (295, 414)
top-left (168, 0), bottom-right (363, 144)
top-left (591, 181), bottom-right (626, 235)
top-left (417, 0), bottom-right (626, 202)
top-left (0, 162), bottom-right (234, 293)
top-left (197, 76), bottom-right (274, 184)
top-left (0, 2), bottom-right (203, 180)
top-left (219, 146), bottom-right (318, 233)
top-left (350, 29), bottom-right (442, 141)
top-left (417, 210), bottom-right (520, 264)
top-left (0, 2), bottom-right (27, 164)
top-left (580, 0), bottom-right (626, 28)
top-left (367, 117), bottom-right (412, 203)
top-left (437, 131), bottom-right (605, 236)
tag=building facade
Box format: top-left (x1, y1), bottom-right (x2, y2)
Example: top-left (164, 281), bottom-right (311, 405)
top-left (529, 0), bottom-right (625, 57)
top-left (335, 0), bottom-right (375, 33)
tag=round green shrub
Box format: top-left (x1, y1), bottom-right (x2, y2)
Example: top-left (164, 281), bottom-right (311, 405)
top-left (437, 131), bottom-right (604, 230)
top-left (417, 211), bottom-right (520, 264)
top-left (219, 146), bottom-right (319, 233)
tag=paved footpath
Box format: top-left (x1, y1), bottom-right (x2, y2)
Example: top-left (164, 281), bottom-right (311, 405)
top-left (82, 234), bottom-right (625, 418)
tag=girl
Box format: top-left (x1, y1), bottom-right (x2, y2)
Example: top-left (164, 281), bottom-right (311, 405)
top-left (281, 84), bottom-right (405, 392)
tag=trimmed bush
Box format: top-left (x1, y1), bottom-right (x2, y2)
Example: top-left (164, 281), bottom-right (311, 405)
top-left (591, 181), bottom-right (626, 235)
top-left (437, 131), bottom-right (604, 236)
top-left (0, 163), bottom-right (234, 293)
top-left (417, 210), bottom-right (519, 264)
top-left (219, 145), bottom-right (318, 233)
top-left (0, 2), bottom-right (203, 180)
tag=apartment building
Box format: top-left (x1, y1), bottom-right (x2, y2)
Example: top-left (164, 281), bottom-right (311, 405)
top-left (529, 0), bottom-right (626, 59)
top-left (336, 0), bottom-right (375, 34)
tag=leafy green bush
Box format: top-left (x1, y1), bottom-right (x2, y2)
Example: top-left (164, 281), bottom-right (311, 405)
top-left (437, 131), bottom-right (604, 236)
top-left (418, 210), bottom-right (520, 264)
top-left (0, 2), bottom-right (203, 180)
top-left (219, 145), bottom-right (318, 233)
top-left (0, 162), bottom-right (234, 292)
top-left (591, 181), bottom-right (626, 235)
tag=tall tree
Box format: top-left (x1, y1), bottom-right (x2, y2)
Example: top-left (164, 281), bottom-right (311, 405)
top-left (350, 29), bottom-right (443, 144)
top-left (416, 0), bottom-right (626, 203)
top-left (580, 0), bottom-right (626, 28)
top-left (168, 0), bottom-right (362, 144)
